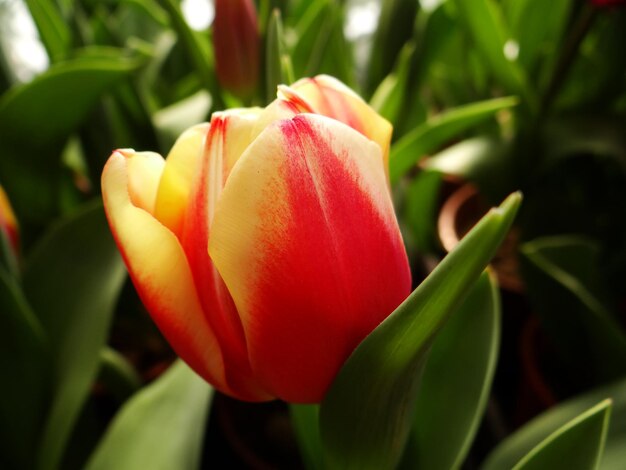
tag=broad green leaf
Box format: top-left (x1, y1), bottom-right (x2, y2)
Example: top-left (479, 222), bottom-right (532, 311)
top-left (23, 202), bottom-right (126, 470)
top-left (0, 54), bottom-right (142, 145)
top-left (159, 0), bottom-right (223, 109)
top-left (25, 0), bottom-right (70, 62)
top-left (366, 0), bottom-right (418, 94)
top-left (85, 361), bottom-right (213, 470)
top-left (424, 136), bottom-right (514, 202)
top-left (451, 0), bottom-right (536, 110)
top-left (291, 404), bottom-right (324, 470)
top-left (483, 378), bottom-right (626, 470)
top-left (0, 269), bottom-right (47, 470)
top-left (389, 96), bottom-right (518, 183)
top-left (521, 236), bottom-right (626, 383)
top-left (0, 54), bottom-right (142, 223)
top-left (265, 8), bottom-right (294, 102)
top-left (410, 271), bottom-right (501, 469)
top-left (320, 192), bottom-right (522, 470)
top-left (513, 400), bottom-right (611, 470)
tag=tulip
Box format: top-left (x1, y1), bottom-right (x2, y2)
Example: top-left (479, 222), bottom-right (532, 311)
top-left (212, 0), bottom-right (260, 99)
top-left (591, 0), bottom-right (626, 6)
top-left (102, 76), bottom-right (411, 403)
top-left (0, 185), bottom-right (19, 254)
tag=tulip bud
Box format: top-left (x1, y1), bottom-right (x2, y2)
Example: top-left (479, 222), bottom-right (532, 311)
top-left (591, 0), bottom-right (626, 6)
top-left (212, 0), bottom-right (260, 99)
top-left (0, 185), bottom-right (19, 255)
top-left (102, 76), bottom-right (410, 403)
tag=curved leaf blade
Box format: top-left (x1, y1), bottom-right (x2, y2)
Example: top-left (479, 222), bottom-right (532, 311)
top-left (320, 192), bottom-right (522, 470)
top-left (24, 0), bottom-right (70, 62)
top-left (23, 202), bottom-right (126, 470)
top-left (521, 235), bottom-right (626, 383)
top-left (85, 361), bottom-right (213, 470)
top-left (0, 269), bottom-right (47, 469)
top-left (389, 96), bottom-right (518, 183)
top-left (513, 400), bottom-right (611, 470)
top-left (482, 378), bottom-right (626, 470)
top-left (410, 270), bottom-right (501, 469)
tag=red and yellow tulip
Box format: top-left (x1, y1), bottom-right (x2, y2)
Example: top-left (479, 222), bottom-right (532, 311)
top-left (102, 76), bottom-right (411, 403)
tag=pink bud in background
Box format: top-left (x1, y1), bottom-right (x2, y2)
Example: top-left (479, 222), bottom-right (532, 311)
top-left (212, 0), bottom-right (260, 99)
top-left (591, 0), bottom-right (626, 6)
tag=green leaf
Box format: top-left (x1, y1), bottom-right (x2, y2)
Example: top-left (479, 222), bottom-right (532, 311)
top-left (291, 0), bottom-right (354, 87)
top-left (370, 41), bottom-right (416, 126)
top-left (24, 0), bottom-right (71, 62)
top-left (291, 404), bottom-right (324, 470)
top-left (85, 361), bottom-right (213, 470)
top-left (320, 192), bottom-right (522, 470)
top-left (366, 0), bottom-right (418, 94)
top-left (451, 0), bottom-right (536, 110)
top-left (503, 0), bottom-right (572, 76)
top-left (0, 53), bottom-right (142, 146)
top-left (0, 54), bottom-right (142, 224)
top-left (0, 269), bottom-right (48, 470)
top-left (389, 96), bottom-right (518, 183)
top-left (423, 136), bottom-right (514, 202)
top-left (482, 377), bottom-right (626, 470)
top-left (22, 202), bottom-right (126, 470)
top-left (265, 8), bottom-right (293, 102)
top-left (409, 271), bottom-right (501, 469)
top-left (512, 400), bottom-right (611, 470)
top-left (521, 236), bottom-right (626, 383)
top-left (159, 0), bottom-right (223, 109)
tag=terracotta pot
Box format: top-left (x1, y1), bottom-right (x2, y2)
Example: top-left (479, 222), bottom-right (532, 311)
top-left (437, 183), bottom-right (525, 293)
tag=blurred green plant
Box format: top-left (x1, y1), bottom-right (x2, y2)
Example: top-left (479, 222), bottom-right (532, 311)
top-left (0, 0), bottom-right (624, 469)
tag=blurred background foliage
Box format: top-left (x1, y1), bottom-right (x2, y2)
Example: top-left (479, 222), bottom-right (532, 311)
top-left (0, 0), bottom-right (625, 468)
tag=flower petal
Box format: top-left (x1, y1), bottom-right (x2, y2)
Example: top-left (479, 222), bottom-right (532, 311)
top-left (286, 75), bottom-right (393, 170)
top-left (154, 124), bottom-right (209, 236)
top-left (180, 113), bottom-right (272, 400)
top-left (123, 149), bottom-right (165, 215)
top-left (102, 150), bottom-right (236, 396)
top-left (210, 114), bottom-right (411, 402)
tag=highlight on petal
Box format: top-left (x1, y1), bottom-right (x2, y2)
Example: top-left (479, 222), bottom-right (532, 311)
top-left (287, 75), bottom-right (393, 169)
top-left (210, 114), bottom-right (411, 403)
top-left (154, 123), bottom-right (209, 236)
top-left (102, 150), bottom-right (235, 396)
